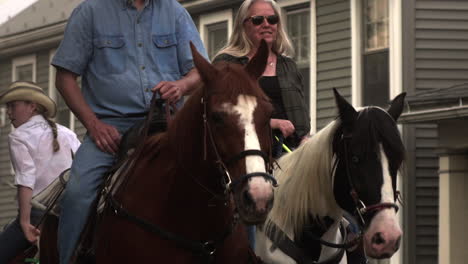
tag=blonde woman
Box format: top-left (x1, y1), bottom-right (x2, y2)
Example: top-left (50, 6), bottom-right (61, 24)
top-left (0, 81), bottom-right (80, 263)
top-left (214, 0), bottom-right (310, 158)
top-left (213, 0), bottom-right (311, 248)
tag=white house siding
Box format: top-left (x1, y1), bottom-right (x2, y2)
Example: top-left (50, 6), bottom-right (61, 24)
top-left (0, 59), bottom-right (16, 227)
top-left (37, 50), bottom-right (50, 96)
top-left (315, 0), bottom-right (351, 129)
top-left (403, 1), bottom-right (468, 263)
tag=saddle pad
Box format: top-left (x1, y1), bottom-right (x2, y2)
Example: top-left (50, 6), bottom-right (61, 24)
top-left (97, 158), bottom-right (136, 213)
top-left (31, 168), bottom-right (70, 216)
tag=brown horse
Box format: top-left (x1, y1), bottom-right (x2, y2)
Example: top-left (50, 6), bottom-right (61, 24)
top-left (90, 41), bottom-right (275, 263)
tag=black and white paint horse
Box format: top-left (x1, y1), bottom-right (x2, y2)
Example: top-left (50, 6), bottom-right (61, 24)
top-left (256, 89), bottom-right (406, 263)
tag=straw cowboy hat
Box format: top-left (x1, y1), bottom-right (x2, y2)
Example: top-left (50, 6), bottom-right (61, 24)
top-left (0, 81), bottom-right (57, 118)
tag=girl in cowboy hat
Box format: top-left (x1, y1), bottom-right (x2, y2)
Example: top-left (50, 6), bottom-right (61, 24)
top-left (0, 81), bottom-right (81, 262)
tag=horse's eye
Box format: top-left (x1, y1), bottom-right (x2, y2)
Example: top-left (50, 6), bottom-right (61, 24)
top-left (351, 156), bottom-right (359, 163)
top-left (211, 112), bottom-right (224, 125)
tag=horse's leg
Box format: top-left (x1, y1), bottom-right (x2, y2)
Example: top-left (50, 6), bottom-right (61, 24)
top-left (40, 214), bottom-right (60, 264)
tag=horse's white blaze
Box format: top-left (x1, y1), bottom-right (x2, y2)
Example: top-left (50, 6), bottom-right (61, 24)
top-left (223, 95), bottom-right (272, 210)
top-left (365, 145), bottom-right (402, 256)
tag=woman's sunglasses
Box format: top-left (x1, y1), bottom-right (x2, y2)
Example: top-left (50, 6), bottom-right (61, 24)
top-left (245, 15), bottom-right (279, 26)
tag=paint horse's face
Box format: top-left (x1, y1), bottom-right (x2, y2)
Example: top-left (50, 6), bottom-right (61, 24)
top-left (332, 90), bottom-right (406, 259)
top-left (191, 41), bottom-right (275, 224)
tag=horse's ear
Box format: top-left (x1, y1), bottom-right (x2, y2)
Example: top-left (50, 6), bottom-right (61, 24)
top-left (387, 92), bottom-right (406, 121)
top-left (245, 39), bottom-right (269, 79)
top-left (190, 42), bottom-right (218, 82)
top-left (333, 88), bottom-right (357, 128)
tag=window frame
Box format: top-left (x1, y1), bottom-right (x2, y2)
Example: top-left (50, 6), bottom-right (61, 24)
top-left (199, 9), bottom-right (233, 60)
top-left (11, 54), bottom-right (37, 83)
top-left (49, 49), bottom-right (75, 130)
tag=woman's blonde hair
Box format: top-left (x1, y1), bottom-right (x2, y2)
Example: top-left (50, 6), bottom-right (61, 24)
top-left (215, 0), bottom-right (294, 58)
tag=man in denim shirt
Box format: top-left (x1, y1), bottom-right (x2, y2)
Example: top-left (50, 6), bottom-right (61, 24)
top-left (51, 0), bottom-right (207, 262)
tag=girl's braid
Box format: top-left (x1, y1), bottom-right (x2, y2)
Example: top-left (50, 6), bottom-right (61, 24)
top-left (44, 115), bottom-right (60, 152)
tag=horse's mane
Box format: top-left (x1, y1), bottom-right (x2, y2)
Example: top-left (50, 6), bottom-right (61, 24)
top-left (265, 120), bottom-right (342, 237)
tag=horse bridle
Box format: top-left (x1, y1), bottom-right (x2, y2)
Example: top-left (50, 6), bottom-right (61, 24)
top-left (104, 94), bottom-right (277, 263)
top-left (340, 133), bottom-right (400, 228)
top-left (201, 95), bottom-right (278, 193)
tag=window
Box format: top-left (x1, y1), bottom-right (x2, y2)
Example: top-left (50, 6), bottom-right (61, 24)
top-left (286, 7), bottom-right (311, 107)
top-left (206, 22), bottom-right (228, 60)
top-left (287, 9), bottom-right (310, 67)
top-left (364, 0), bottom-right (389, 52)
top-left (362, 0), bottom-right (389, 107)
top-left (12, 54), bottom-right (36, 82)
top-left (49, 49), bottom-right (75, 130)
top-left (199, 9), bottom-right (233, 60)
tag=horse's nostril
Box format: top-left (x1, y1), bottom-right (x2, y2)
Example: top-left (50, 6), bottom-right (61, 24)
top-left (372, 232), bottom-right (386, 245)
top-left (243, 191), bottom-right (254, 206)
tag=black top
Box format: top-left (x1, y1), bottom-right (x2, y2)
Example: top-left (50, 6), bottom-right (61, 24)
top-left (213, 53), bottom-right (311, 148)
top-left (259, 76), bottom-right (288, 120)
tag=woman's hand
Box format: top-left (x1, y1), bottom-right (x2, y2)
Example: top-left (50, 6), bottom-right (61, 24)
top-left (20, 222), bottom-right (41, 243)
top-left (270, 119), bottom-right (295, 138)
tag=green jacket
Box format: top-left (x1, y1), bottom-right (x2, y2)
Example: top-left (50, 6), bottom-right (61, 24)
top-left (213, 53), bottom-right (311, 146)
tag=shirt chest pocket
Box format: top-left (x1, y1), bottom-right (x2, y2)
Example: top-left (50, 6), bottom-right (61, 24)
top-left (152, 34), bottom-right (179, 74)
top-left (93, 36), bottom-right (126, 74)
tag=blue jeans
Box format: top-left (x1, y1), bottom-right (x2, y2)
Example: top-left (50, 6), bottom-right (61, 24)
top-left (58, 117), bottom-right (142, 264)
top-left (0, 208), bottom-right (44, 263)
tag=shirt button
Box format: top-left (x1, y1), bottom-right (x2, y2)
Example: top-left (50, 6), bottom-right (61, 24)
top-left (106, 40), bottom-right (111, 45)
top-left (138, 43), bottom-right (143, 47)
top-left (141, 66), bottom-right (145, 70)
top-left (145, 88), bottom-right (150, 92)
top-left (164, 40), bottom-right (169, 44)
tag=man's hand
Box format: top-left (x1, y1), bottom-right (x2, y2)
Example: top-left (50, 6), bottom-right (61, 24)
top-left (152, 80), bottom-right (186, 104)
top-left (152, 68), bottom-right (202, 104)
top-left (271, 119), bottom-right (295, 138)
top-left (88, 119), bottom-right (121, 154)
top-left (20, 222), bottom-right (40, 243)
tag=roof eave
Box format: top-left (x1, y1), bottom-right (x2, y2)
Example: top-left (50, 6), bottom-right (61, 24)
top-left (399, 106), bottom-right (468, 124)
top-left (0, 21), bottom-right (66, 58)
top-left (181, 0), bottom-right (242, 14)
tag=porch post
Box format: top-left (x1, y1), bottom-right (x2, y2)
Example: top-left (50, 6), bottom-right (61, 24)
top-left (438, 153), bottom-right (468, 264)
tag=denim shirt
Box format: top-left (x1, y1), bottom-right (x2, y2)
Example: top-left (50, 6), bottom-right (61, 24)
top-left (52, 0), bottom-right (207, 118)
